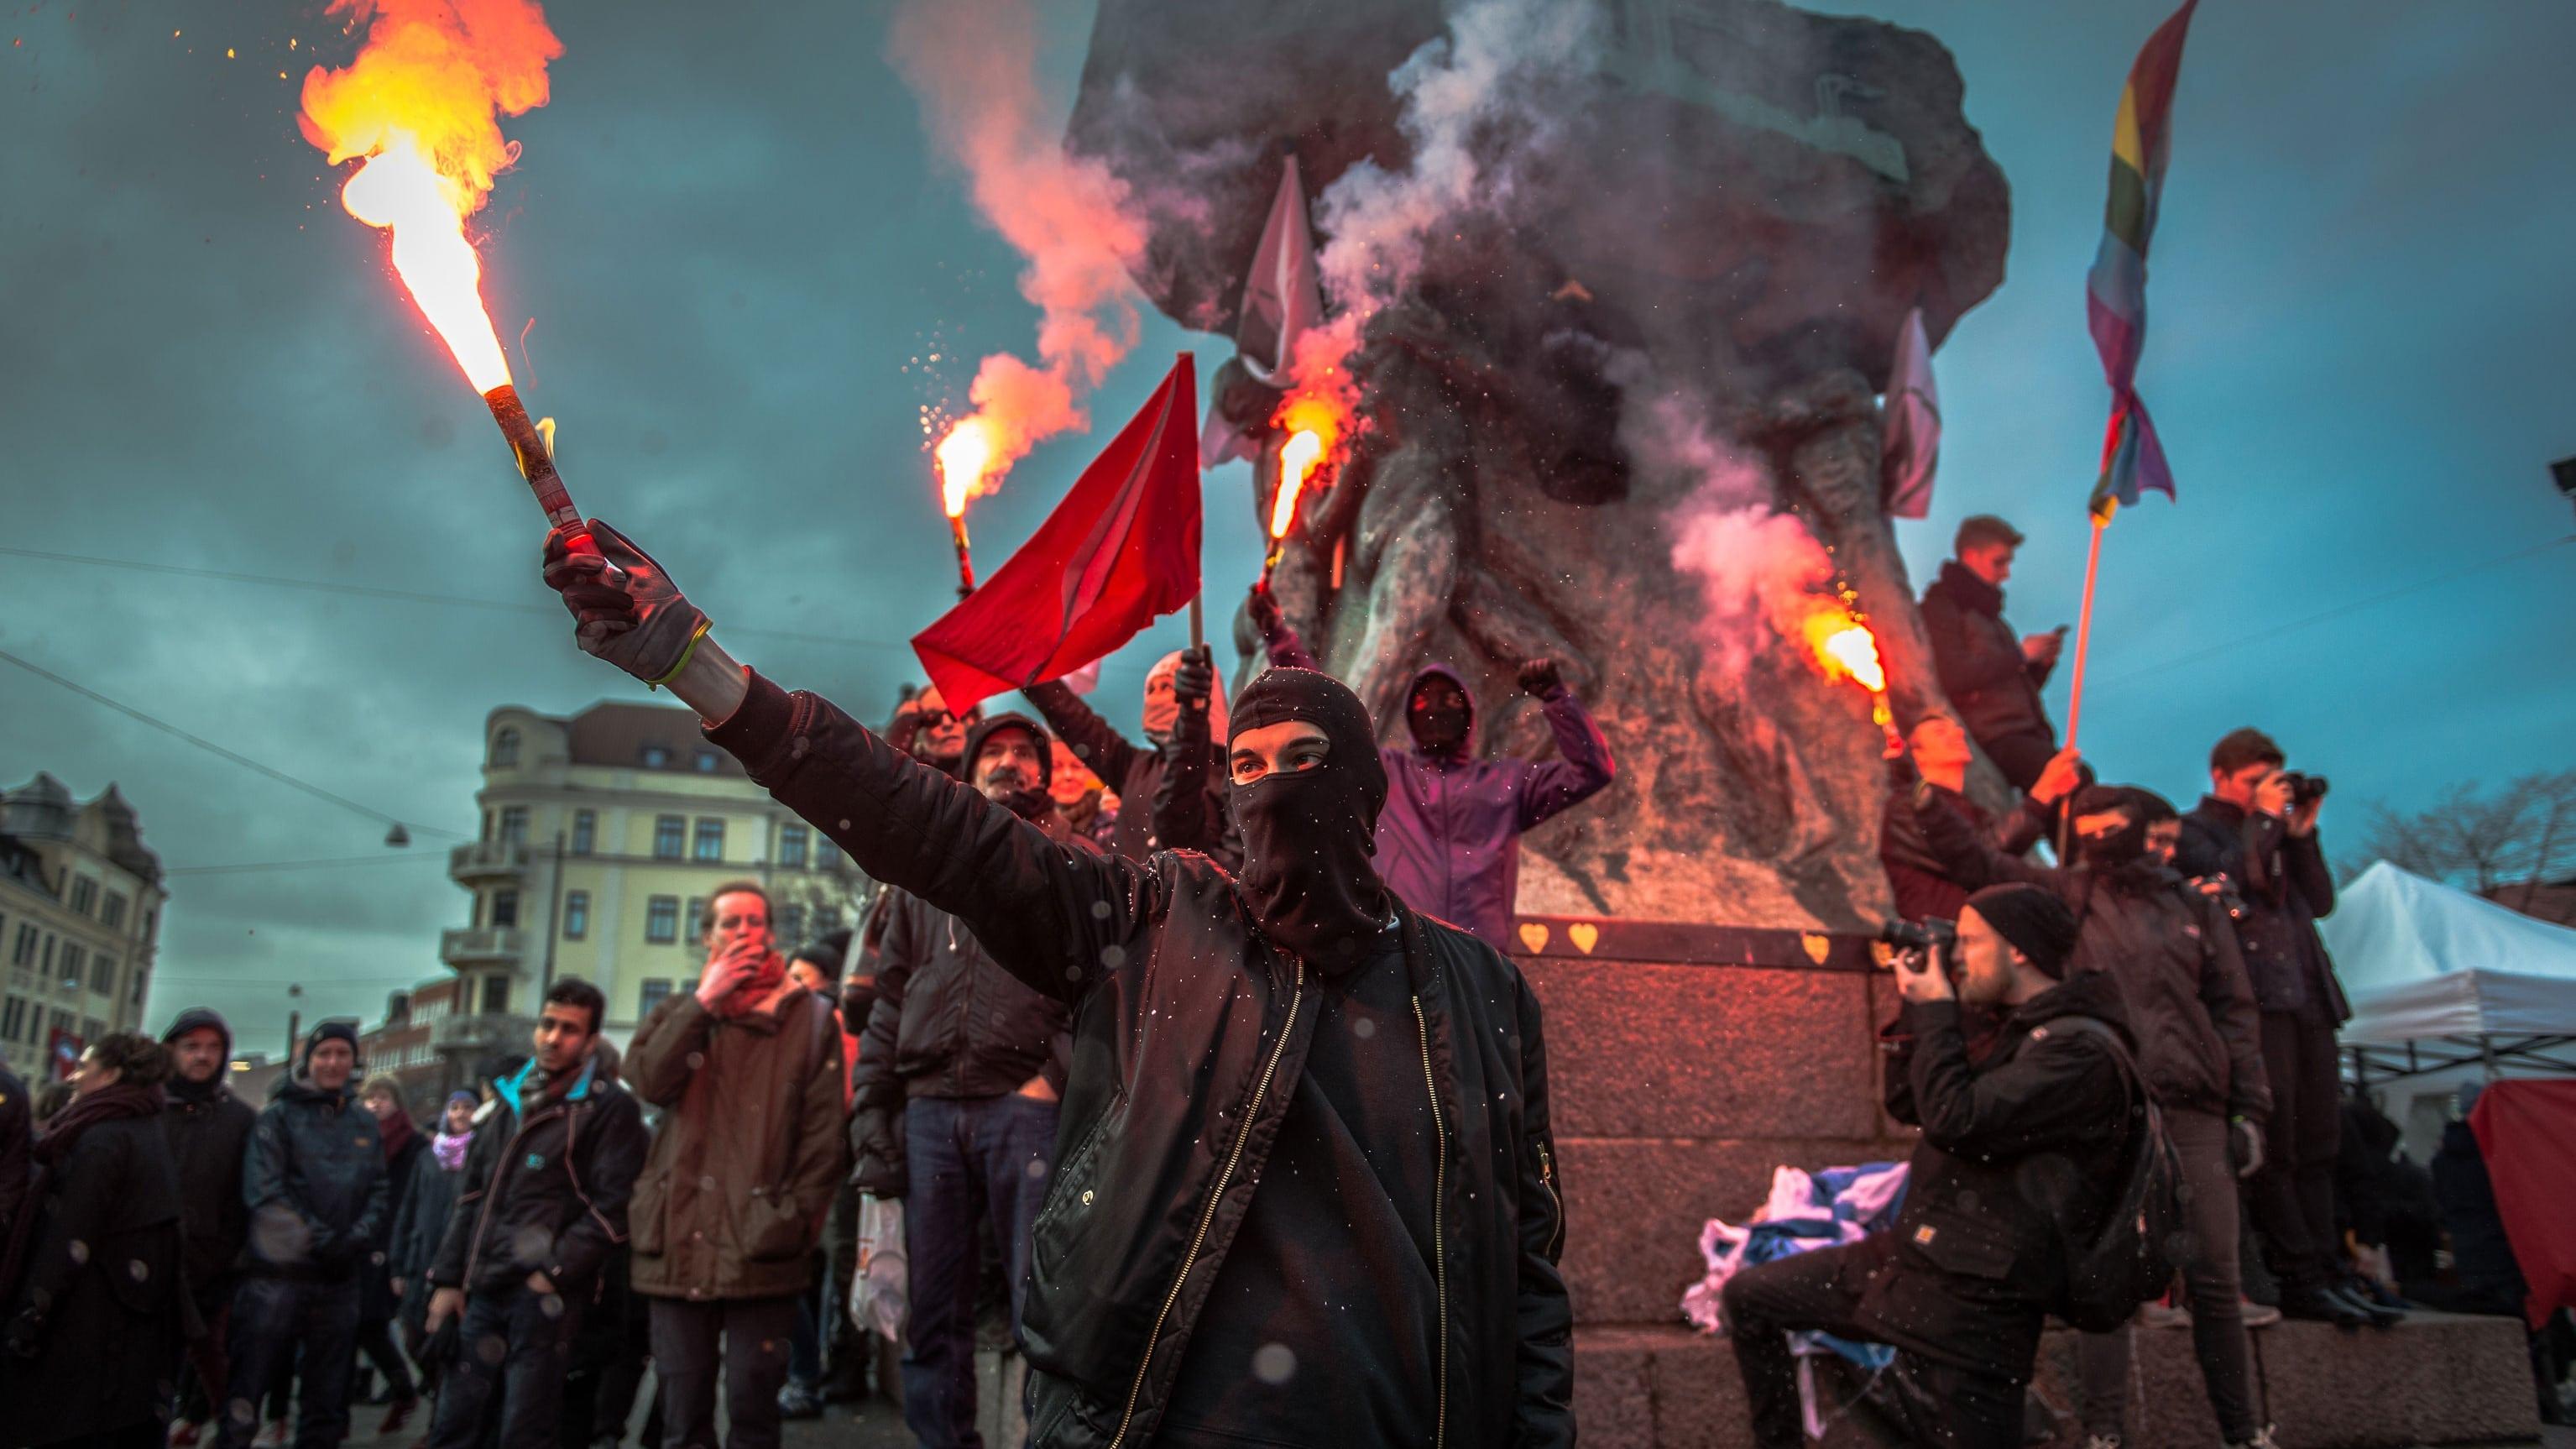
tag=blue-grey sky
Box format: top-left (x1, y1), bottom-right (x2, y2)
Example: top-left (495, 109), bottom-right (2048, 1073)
top-left (2, 0), bottom-right (2568, 1056)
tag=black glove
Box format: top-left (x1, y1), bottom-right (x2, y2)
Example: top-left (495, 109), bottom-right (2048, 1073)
top-left (1517, 657), bottom-right (1565, 698)
top-left (1173, 646), bottom-right (1215, 716)
top-left (849, 1106), bottom-right (909, 1200)
top-left (3, 1309), bottom-right (40, 1358)
top-left (1246, 581), bottom-right (1284, 641)
top-left (541, 519), bottom-right (713, 687)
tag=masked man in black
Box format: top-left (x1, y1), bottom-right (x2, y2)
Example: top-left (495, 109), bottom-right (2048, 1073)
top-left (538, 519), bottom-right (1574, 1449)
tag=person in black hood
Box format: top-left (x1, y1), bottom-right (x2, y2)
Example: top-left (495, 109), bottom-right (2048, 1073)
top-left (1914, 784), bottom-right (2284, 1443)
top-left (161, 1006), bottom-right (261, 1441)
top-left (535, 520), bottom-right (1575, 1448)
top-left (1919, 515), bottom-right (2066, 791)
top-left (220, 1019), bottom-right (389, 1449)
top-left (852, 711), bottom-right (1089, 1446)
top-left (1724, 883), bottom-right (2137, 1449)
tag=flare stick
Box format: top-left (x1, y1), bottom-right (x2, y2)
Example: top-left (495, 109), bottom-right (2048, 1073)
top-left (949, 513), bottom-right (977, 599)
top-left (483, 384), bottom-right (582, 531)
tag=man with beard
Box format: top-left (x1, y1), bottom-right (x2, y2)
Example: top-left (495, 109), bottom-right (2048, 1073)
top-left (846, 712), bottom-right (1085, 1445)
top-left (538, 520), bottom-right (1574, 1447)
top-left (1722, 884), bottom-right (2134, 1449)
top-left (1919, 515), bottom-right (2067, 791)
top-left (422, 979), bottom-right (647, 1449)
top-left (624, 881), bottom-right (847, 1449)
top-left (1913, 784), bottom-right (2281, 1448)
top-left (1027, 647), bottom-right (1234, 866)
top-left (162, 1007), bottom-right (260, 1446)
top-left (1250, 583), bottom-right (1616, 953)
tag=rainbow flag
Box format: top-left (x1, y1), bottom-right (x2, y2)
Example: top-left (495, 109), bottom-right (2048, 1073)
top-left (2086, 0), bottom-right (2198, 519)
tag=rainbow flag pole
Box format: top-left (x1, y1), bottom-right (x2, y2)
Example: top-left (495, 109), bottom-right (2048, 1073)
top-left (2066, 0), bottom-right (2200, 748)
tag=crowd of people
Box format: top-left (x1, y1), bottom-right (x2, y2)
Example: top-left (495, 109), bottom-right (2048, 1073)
top-left (0, 508), bottom-right (2556, 1449)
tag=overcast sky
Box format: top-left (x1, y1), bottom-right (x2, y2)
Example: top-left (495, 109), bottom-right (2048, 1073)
top-left (3, 1), bottom-right (2568, 1060)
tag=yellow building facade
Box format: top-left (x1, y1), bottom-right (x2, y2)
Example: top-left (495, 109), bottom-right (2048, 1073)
top-left (1, 774), bottom-right (166, 1076)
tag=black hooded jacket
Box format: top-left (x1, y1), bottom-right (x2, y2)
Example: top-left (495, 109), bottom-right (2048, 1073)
top-left (428, 1054), bottom-right (647, 1296)
top-left (1920, 560), bottom-right (2056, 750)
top-left (1868, 969), bottom-right (2138, 1380)
top-left (159, 1008), bottom-right (259, 1295)
top-left (243, 1072), bottom-right (389, 1280)
top-left (704, 670), bottom-right (1573, 1449)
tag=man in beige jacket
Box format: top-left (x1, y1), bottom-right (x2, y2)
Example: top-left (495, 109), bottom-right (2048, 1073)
top-left (625, 880), bottom-right (849, 1449)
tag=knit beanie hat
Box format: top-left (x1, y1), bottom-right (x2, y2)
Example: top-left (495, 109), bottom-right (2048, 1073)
top-left (1962, 883), bottom-right (2079, 979)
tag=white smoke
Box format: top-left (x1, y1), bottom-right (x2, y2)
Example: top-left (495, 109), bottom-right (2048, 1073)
top-left (1641, 395), bottom-right (1839, 674)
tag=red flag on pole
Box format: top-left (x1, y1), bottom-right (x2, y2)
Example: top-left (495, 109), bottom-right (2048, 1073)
top-left (912, 355), bottom-right (1202, 714)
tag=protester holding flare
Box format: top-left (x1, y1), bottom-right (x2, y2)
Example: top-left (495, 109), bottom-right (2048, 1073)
top-left (1251, 583), bottom-right (1616, 952)
top-left (1025, 647), bottom-right (1235, 866)
top-left (538, 517), bottom-right (1573, 1447)
top-left (624, 881), bottom-right (847, 1449)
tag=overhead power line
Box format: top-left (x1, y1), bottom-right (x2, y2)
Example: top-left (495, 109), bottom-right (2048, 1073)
top-left (165, 853), bottom-right (456, 877)
top-left (0, 645), bottom-right (467, 840)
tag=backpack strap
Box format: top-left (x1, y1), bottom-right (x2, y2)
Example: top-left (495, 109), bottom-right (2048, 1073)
top-left (2044, 1015), bottom-right (2147, 1126)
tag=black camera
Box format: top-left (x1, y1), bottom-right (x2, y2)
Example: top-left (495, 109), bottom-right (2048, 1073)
top-left (1878, 918), bottom-right (1957, 953)
top-left (2281, 771), bottom-right (2330, 806)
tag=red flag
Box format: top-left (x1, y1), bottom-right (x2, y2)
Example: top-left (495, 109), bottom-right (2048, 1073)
top-left (913, 356), bottom-right (1201, 714)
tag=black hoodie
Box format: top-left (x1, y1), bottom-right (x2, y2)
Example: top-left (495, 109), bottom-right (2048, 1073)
top-left (160, 1008), bottom-right (258, 1294)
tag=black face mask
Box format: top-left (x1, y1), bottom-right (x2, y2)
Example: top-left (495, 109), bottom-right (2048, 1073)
top-left (1228, 667), bottom-right (1393, 972)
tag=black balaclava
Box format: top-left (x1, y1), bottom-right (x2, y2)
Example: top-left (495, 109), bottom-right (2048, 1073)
top-left (1228, 667), bottom-right (1393, 972)
top-left (2071, 783), bottom-right (2152, 872)
top-left (1403, 663), bottom-right (1475, 758)
top-left (963, 713), bottom-right (1055, 822)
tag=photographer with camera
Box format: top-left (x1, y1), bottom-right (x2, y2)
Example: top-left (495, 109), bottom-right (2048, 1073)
top-left (2176, 730), bottom-right (2381, 1328)
top-left (1912, 782), bottom-right (2278, 1446)
top-left (1724, 884), bottom-right (2136, 1449)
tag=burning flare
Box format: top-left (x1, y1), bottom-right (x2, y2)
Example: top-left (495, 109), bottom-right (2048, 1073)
top-left (298, 0), bottom-right (562, 390)
top-left (1805, 611), bottom-right (1887, 694)
top-left (938, 417), bottom-right (998, 519)
top-left (1268, 391), bottom-right (1347, 542)
top-left (1272, 431), bottom-right (1322, 540)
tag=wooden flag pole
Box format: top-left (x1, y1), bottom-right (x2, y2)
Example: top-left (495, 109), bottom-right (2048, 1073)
top-left (2063, 509), bottom-right (2109, 749)
top-left (1188, 593), bottom-right (1204, 653)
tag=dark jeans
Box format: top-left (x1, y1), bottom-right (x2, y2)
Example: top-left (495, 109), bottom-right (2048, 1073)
top-left (355, 1312), bottom-right (418, 1402)
top-left (901, 1093), bottom-right (1058, 1449)
top-left (648, 1295), bottom-right (798, 1449)
top-left (1722, 1242), bottom-right (2024, 1449)
top-left (426, 1284), bottom-right (585, 1449)
top-left (220, 1275), bottom-right (361, 1449)
top-left (2078, 1107), bottom-right (2261, 1441)
top-left (2250, 1012), bottom-right (2341, 1289)
top-left (179, 1283), bottom-right (234, 1424)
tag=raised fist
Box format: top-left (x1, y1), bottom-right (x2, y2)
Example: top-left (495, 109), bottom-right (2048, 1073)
top-left (1516, 657), bottom-right (1565, 698)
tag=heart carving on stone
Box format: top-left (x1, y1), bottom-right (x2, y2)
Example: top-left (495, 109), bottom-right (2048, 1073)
top-left (1801, 933), bottom-right (1831, 965)
top-left (1568, 923), bottom-right (1600, 955)
top-left (1517, 922), bottom-right (1551, 954)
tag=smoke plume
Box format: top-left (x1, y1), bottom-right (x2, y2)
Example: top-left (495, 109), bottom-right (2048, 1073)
top-left (889, 0), bottom-right (1146, 494)
top-left (1638, 395), bottom-right (1839, 675)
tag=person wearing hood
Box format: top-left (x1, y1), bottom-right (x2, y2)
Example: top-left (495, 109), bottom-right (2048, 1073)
top-left (421, 979), bottom-right (646, 1449)
top-left (159, 1007), bottom-right (261, 1445)
top-left (218, 1019), bottom-right (388, 1449)
top-left (1249, 583), bottom-right (1617, 952)
top-left (849, 712), bottom-right (1090, 1446)
top-left (1919, 515), bottom-right (2066, 791)
top-left (1, 1033), bottom-right (191, 1449)
top-left (623, 879), bottom-right (847, 1449)
top-left (537, 519), bottom-right (1575, 1448)
top-left (1723, 884), bottom-right (2137, 1449)
top-left (1025, 646), bottom-right (1236, 867)
top-left (353, 1076), bottom-right (426, 1432)
top-left (1913, 784), bottom-right (2288, 1445)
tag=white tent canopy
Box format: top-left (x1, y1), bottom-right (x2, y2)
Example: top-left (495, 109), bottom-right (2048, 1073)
top-left (2323, 861), bottom-right (2576, 1047)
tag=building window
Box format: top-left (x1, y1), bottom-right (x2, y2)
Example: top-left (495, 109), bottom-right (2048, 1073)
top-left (499, 807), bottom-right (529, 845)
top-left (640, 744), bottom-right (671, 769)
top-left (9, 925), bottom-right (34, 967)
top-left (654, 816), bottom-right (685, 860)
top-left (90, 955), bottom-right (114, 997)
top-left (69, 876), bottom-right (97, 916)
top-left (685, 897), bottom-right (707, 943)
top-left (639, 978), bottom-right (674, 1017)
top-left (2, 999), bottom-right (23, 1040)
top-left (129, 971), bottom-right (144, 1009)
top-left (571, 810), bottom-right (596, 855)
top-left (692, 749), bottom-right (721, 773)
top-left (142, 909), bottom-right (155, 942)
top-left (490, 728), bottom-right (520, 768)
top-left (60, 943), bottom-right (84, 992)
top-left (692, 819), bottom-right (725, 862)
top-left (815, 906), bottom-right (844, 938)
top-left (777, 905), bottom-right (807, 948)
top-left (490, 889), bottom-right (520, 930)
top-left (813, 837), bottom-right (841, 873)
top-left (481, 976), bottom-right (510, 1015)
top-left (102, 893), bottom-right (127, 931)
top-left (645, 896), bottom-right (680, 944)
top-left (563, 892), bottom-right (590, 940)
top-left (780, 825), bottom-right (809, 870)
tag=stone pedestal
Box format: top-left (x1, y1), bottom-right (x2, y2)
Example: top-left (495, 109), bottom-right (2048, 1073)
top-left (1513, 916), bottom-right (2546, 1449)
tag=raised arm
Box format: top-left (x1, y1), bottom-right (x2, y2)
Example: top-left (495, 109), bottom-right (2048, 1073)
top-left (1023, 680), bottom-right (1143, 793)
top-left (539, 519), bottom-right (1158, 1002)
top-left (1247, 581), bottom-right (1321, 672)
top-left (1915, 787), bottom-right (2057, 894)
top-left (1511, 661), bottom-right (1616, 833)
top-left (1905, 999), bottom-right (2122, 1157)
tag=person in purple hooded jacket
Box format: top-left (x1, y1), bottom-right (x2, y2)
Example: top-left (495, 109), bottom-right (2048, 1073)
top-left (1249, 583), bottom-right (1617, 949)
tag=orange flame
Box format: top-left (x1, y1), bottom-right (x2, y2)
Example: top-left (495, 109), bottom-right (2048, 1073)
top-left (1801, 608), bottom-right (1887, 694)
top-left (298, 0), bottom-right (562, 393)
top-left (1268, 390), bottom-right (1346, 543)
top-left (937, 417), bottom-right (997, 518)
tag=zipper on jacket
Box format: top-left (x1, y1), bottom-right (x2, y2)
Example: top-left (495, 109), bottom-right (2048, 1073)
top-left (1108, 960), bottom-right (1304, 1449)
top-left (1413, 995), bottom-right (1448, 1449)
top-left (1536, 1141), bottom-right (1564, 1259)
top-left (461, 1100), bottom-right (568, 1284)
